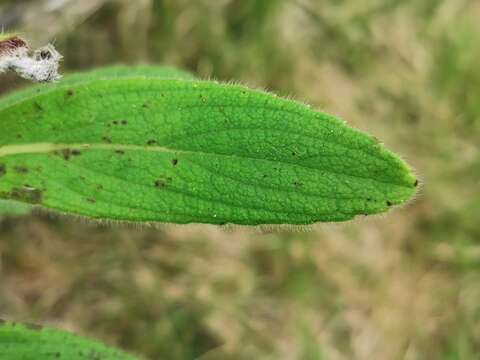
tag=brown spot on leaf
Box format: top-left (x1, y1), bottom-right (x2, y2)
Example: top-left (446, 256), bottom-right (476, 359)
top-left (13, 166), bottom-right (28, 174)
top-left (33, 101), bottom-right (44, 112)
top-left (155, 177), bottom-right (173, 188)
top-left (55, 148), bottom-right (82, 160)
top-left (5, 187), bottom-right (43, 204)
top-left (154, 180), bottom-right (165, 188)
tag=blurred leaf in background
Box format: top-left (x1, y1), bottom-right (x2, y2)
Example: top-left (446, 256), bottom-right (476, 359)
top-left (0, 0), bottom-right (479, 359)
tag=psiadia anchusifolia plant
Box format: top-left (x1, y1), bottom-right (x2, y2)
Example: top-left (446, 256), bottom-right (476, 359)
top-left (0, 51), bottom-right (419, 360)
top-left (0, 65), bottom-right (418, 225)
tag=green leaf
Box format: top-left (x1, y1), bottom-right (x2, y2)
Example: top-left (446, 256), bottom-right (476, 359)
top-left (0, 320), bottom-right (136, 360)
top-left (0, 65), bottom-right (417, 225)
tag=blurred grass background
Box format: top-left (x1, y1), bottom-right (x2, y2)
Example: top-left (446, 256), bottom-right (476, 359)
top-left (0, 0), bottom-right (479, 359)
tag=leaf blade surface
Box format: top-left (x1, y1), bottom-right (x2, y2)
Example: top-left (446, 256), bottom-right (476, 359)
top-left (0, 321), bottom-right (136, 360)
top-left (0, 67), bottom-right (417, 224)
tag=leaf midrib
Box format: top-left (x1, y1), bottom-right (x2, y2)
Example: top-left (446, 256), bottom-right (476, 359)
top-left (0, 142), bottom-right (410, 189)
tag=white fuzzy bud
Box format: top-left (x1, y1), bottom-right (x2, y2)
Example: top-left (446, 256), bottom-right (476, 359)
top-left (0, 37), bottom-right (63, 83)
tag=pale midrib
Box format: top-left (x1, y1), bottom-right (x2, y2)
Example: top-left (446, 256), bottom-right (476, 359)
top-left (0, 143), bottom-right (176, 158)
top-left (0, 142), bottom-right (409, 188)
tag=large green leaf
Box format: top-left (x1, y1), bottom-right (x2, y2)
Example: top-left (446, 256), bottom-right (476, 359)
top-left (0, 66), bottom-right (417, 225)
top-left (0, 320), bottom-right (136, 359)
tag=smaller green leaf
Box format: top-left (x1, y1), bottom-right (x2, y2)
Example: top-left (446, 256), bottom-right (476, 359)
top-left (0, 320), bottom-right (137, 360)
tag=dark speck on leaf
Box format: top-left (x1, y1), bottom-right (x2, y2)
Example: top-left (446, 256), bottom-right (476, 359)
top-left (142, 102), bottom-right (149, 108)
top-left (102, 136), bottom-right (112, 143)
top-left (86, 198), bottom-right (96, 204)
top-left (121, 120), bottom-right (128, 125)
top-left (0, 164), bottom-right (6, 177)
top-left (386, 201), bottom-right (393, 207)
top-left (414, 179), bottom-right (419, 187)
top-left (13, 166), bottom-right (28, 174)
top-left (155, 177), bottom-right (172, 188)
top-left (6, 187), bottom-right (42, 204)
top-left (65, 89), bottom-right (74, 97)
top-left (115, 150), bottom-right (125, 155)
top-left (171, 159), bottom-right (178, 166)
top-left (147, 139), bottom-right (157, 145)
top-left (33, 101), bottom-right (43, 112)
top-left (57, 149), bottom-right (71, 160)
top-left (112, 120), bottom-right (119, 125)
top-left (57, 148), bottom-right (81, 160)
